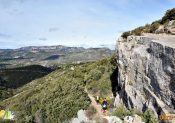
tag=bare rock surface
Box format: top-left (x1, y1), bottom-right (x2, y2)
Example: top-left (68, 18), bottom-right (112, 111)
top-left (104, 116), bottom-right (123, 123)
top-left (70, 109), bottom-right (90, 123)
top-left (116, 34), bottom-right (175, 117)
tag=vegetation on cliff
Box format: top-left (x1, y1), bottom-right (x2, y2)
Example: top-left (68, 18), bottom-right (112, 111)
top-left (111, 105), bottom-right (158, 123)
top-left (121, 8), bottom-right (175, 38)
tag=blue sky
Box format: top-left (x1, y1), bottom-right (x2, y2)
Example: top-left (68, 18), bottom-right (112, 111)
top-left (0, 0), bottom-right (175, 49)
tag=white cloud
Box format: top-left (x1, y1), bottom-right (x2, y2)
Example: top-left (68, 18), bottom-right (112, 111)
top-left (0, 0), bottom-right (175, 48)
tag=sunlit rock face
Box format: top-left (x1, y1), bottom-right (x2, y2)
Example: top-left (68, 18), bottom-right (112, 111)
top-left (116, 35), bottom-right (175, 116)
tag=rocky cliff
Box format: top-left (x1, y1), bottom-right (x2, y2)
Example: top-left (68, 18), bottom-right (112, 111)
top-left (116, 34), bottom-right (175, 117)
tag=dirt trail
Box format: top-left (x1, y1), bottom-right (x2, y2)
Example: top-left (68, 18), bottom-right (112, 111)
top-left (87, 93), bottom-right (105, 117)
top-left (85, 88), bottom-right (107, 120)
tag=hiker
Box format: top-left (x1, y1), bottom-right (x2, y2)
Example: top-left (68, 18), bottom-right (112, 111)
top-left (0, 110), bottom-right (5, 119)
top-left (102, 98), bottom-right (108, 113)
top-left (102, 98), bottom-right (108, 105)
top-left (96, 96), bottom-right (99, 104)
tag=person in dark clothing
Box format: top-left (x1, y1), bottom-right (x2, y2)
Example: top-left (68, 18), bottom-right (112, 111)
top-left (102, 98), bottom-right (108, 105)
top-left (102, 98), bottom-right (108, 113)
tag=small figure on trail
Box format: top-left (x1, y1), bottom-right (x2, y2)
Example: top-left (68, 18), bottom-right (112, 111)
top-left (102, 98), bottom-right (108, 113)
top-left (102, 98), bottom-right (108, 105)
top-left (96, 96), bottom-right (99, 104)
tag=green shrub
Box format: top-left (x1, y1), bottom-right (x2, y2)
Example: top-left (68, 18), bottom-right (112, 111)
top-left (111, 106), bottom-right (144, 120)
top-left (150, 21), bottom-right (160, 33)
top-left (121, 31), bottom-right (131, 39)
top-left (142, 109), bottom-right (158, 123)
top-left (143, 24), bottom-right (151, 33)
top-left (161, 8), bottom-right (175, 24)
top-left (132, 26), bottom-right (144, 36)
top-left (112, 104), bottom-right (127, 119)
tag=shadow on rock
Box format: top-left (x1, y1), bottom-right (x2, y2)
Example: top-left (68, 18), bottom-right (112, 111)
top-left (110, 67), bottom-right (120, 97)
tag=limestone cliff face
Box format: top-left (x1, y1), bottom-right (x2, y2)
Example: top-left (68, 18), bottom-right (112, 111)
top-left (116, 35), bottom-right (175, 116)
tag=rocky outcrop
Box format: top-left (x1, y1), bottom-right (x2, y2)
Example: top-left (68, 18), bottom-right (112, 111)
top-left (103, 116), bottom-right (123, 123)
top-left (70, 110), bottom-right (91, 123)
top-left (116, 34), bottom-right (175, 117)
top-left (124, 115), bottom-right (143, 123)
top-left (155, 20), bottom-right (175, 34)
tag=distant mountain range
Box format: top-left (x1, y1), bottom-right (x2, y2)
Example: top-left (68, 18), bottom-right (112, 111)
top-left (69, 43), bottom-right (116, 50)
top-left (0, 45), bottom-right (114, 69)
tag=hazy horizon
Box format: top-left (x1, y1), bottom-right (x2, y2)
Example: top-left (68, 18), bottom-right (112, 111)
top-left (0, 0), bottom-right (175, 49)
top-left (0, 43), bottom-right (116, 50)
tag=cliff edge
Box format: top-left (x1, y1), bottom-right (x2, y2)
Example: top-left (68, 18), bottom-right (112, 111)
top-left (116, 34), bottom-right (175, 117)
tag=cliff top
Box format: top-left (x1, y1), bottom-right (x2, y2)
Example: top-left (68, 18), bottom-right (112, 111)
top-left (143, 33), bottom-right (175, 48)
top-left (121, 8), bottom-right (175, 38)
